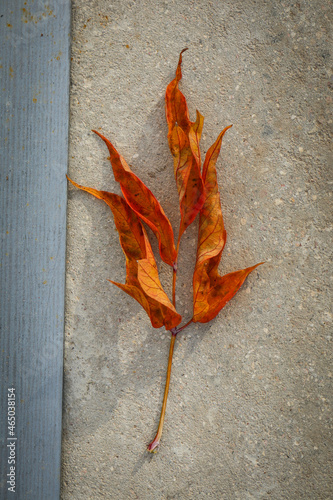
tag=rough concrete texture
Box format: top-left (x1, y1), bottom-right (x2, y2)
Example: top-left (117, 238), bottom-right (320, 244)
top-left (62, 1), bottom-right (332, 498)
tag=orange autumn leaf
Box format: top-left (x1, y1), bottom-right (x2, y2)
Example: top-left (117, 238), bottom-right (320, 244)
top-left (192, 127), bottom-right (263, 323)
top-left (93, 130), bottom-right (177, 268)
top-left (66, 176), bottom-right (181, 330)
top-left (193, 264), bottom-right (263, 323)
top-left (111, 254), bottom-right (182, 331)
top-left (194, 126), bottom-right (232, 268)
top-left (166, 49), bottom-right (205, 238)
top-left (119, 232), bottom-right (181, 330)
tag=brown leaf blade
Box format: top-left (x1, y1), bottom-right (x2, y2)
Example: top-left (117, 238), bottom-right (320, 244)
top-left (195, 126), bottom-right (232, 268)
top-left (67, 176), bottom-right (181, 330)
top-left (165, 48), bottom-right (191, 134)
top-left (166, 50), bottom-right (205, 237)
top-left (192, 126), bottom-right (232, 314)
top-left (137, 231), bottom-right (182, 330)
top-left (193, 264), bottom-right (263, 323)
top-left (192, 127), bottom-right (263, 323)
top-left (67, 177), bottom-right (147, 260)
top-left (110, 275), bottom-right (181, 331)
top-left (92, 130), bottom-right (177, 268)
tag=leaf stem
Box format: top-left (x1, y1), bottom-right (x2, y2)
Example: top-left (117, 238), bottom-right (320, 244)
top-left (175, 318), bottom-right (193, 334)
top-left (147, 331), bottom-right (176, 453)
top-left (172, 267), bottom-right (177, 308)
top-left (172, 234), bottom-right (181, 307)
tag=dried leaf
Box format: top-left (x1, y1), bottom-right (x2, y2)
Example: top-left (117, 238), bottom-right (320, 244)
top-left (110, 262), bottom-right (182, 331)
top-left (93, 130), bottom-right (177, 268)
top-left (192, 127), bottom-right (263, 323)
top-left (165, 48), bottom-right (191, 134)
top-left (67, 176), bottom-right (181, 330)
top-left (193, 264), bottom-right (263, 323)
top-left (166, 49), bottom-right (205, 237)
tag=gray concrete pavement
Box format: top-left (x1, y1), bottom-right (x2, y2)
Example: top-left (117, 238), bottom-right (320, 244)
top-left (62, 1), bottom-right (332, 498)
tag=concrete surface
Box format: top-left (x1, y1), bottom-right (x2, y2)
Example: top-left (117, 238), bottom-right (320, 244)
top-left (62, 1), bottom-right (332, 498)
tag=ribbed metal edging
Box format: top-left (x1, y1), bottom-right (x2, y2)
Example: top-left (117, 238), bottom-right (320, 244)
top-left (0, 1), bottom-right (71, 498)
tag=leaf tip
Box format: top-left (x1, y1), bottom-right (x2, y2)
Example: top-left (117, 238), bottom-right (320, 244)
top-left (253, 261), bottom-right (265, 270)
top-left (66, 175), bottom-right (79, 189)
top-left (176, 48), bottom-right (189, 77)
top-left (221, 124), bottom-right (233, 136)
top-left (92, 129), bottom-right (103, 139)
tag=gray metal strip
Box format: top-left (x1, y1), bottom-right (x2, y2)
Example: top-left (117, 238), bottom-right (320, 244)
top-left (0, 1), bottom-right (70, 498)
